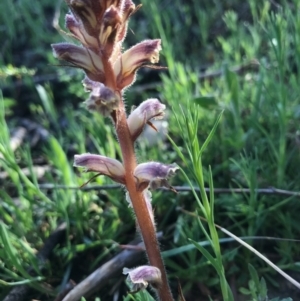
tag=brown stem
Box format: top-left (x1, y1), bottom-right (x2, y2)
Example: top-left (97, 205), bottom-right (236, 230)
top-left (115, 99), bottom-right (174, 301)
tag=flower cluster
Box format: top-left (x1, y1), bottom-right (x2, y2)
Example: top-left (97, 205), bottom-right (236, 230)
top-left (53, 0), bottom-right (177, 297)
top-left (52, 0), bottom-right (161, 116)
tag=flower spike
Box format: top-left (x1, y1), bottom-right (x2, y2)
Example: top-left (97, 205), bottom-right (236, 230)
top-left (123, 265), bottom-right (162, 293)
top-left (74, 153), bottom-right (125, 184)
top-left (134, 162), bottom-right (178, 191)
top-left (53, 0), bottom-right (176, 299)
top-left (127, 98), bottom-right (166, 141)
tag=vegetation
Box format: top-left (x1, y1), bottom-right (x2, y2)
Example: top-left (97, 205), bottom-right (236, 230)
top-left (1, 0), bottom-right (300, 300)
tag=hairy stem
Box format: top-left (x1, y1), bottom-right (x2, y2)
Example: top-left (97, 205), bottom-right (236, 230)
top-left (115, 99), bottom-right (174, 301)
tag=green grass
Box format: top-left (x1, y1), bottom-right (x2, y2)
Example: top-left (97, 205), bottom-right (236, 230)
top-left (1, 0), bottom-right (300, 300)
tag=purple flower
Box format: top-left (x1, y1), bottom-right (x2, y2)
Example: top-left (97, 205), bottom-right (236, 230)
top-left (123, 265), bottom-right (162, 293)
top-left (114, 39), bottom-right (161, 90)
top-left (74, 153), bottom-right (125, 184)
top-left (127, 99), bottom-right (166, 141)
top-left (134, 162), bottom-right (178, 191)
top-left (51, 43), bottom-right (105, 82)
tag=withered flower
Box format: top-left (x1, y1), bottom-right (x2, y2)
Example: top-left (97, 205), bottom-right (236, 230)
top-left (82, 77), bottom-right (119, 116)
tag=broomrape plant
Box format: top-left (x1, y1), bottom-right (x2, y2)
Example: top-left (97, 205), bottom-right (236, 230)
top-left (52, 0), bottom-right (177, 300)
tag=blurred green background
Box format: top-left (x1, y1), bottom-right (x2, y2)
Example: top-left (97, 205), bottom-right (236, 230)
top-left (1, 0), bottom-right (300, 300)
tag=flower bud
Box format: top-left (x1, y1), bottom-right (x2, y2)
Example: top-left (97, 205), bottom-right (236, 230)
top-left (117, 0), bottom-right (137, 42)
top-left (123, 265), bottom-right (162, 293)
top-left (83, 77), bottom-right (119, 116)
top-left (74, 153), bottom-right (125, 184)
top-left (114, 39), bottom-right (161, 90)
top-left (51, 43), bottom-right (105, 82)
top-left (99, 6), bottom-right (122, 56)
top-left (134, 162), bottom-right (178, 191)
top-left (110, 0), bottom-right (140, 63)
top-left (127, 99), bottom-right (166, 141)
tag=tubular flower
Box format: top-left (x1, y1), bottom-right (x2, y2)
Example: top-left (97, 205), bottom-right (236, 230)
top-left (74, 153), bottom-right (125, 184)
top-left (114, 39), bottom-right (162, 90)
top-left (82, 77), bottom-right (119, 116)
top-left (123, 265), bottom-right (162, 293)
top-left (51, 43), bottom-right (105, 82)
top-left (127, 98), bottom-right (166, 141)
top-left (134, 162), bottom-right (178, 191)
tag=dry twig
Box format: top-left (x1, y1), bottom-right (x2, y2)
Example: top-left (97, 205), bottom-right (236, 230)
top-left (59, 235), bottom-right (162, 301)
